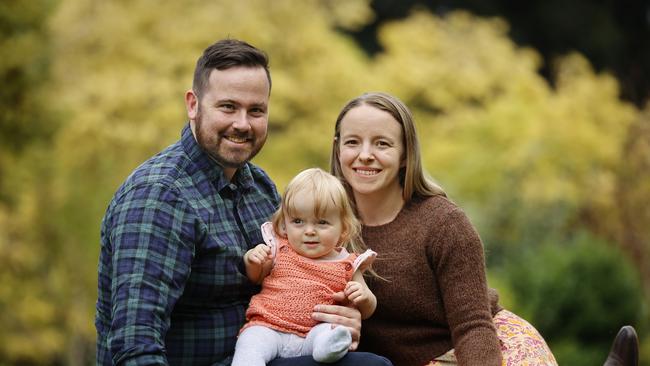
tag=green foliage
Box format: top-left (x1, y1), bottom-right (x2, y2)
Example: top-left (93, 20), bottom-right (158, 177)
top-left (617, 106), bottom-right (650, 297)
top-left (0, 0), bottom-right (60, 205)
top-left (506, 232), bottom-right (645, 366)
top-left (550, 341), bottom-right (608, 366)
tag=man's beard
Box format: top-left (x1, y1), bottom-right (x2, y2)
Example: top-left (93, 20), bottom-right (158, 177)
top-left (194, 110), bottom-right (266, 169)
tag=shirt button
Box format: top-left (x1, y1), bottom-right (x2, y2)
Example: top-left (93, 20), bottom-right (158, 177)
top-left (280, 246), bottom-right (288, 252)
top-left (344, 263), bottom-right (352, 271)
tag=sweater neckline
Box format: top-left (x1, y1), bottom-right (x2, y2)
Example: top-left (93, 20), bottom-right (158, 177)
top-left (362, 199), bottom-right (411, 232)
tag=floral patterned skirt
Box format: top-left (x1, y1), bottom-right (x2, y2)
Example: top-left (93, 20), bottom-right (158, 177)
top-left (426, 309), bottom-right (558, 366)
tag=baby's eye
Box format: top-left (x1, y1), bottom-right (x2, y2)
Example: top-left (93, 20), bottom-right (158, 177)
top-left (291, 218), bottom-right (303, 224)
top-left (318, 219), bottom-right (330, 225)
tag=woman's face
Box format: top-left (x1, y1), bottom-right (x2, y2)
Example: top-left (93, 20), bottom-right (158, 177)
top-left (338, 104), bottom-right (405, 199)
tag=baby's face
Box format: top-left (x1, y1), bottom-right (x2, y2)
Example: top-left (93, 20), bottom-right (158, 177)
top-left (282, 190), bottom-right (344, 260)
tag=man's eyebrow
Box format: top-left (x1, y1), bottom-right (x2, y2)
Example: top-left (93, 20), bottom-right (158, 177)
top-left (215, 98), bottom-right (238, 105)
top-left (214, 99), bottom-right (267, 108)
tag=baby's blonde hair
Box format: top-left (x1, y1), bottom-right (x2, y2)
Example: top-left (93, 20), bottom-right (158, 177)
top-left (271, 168), bottom-right (365, 255)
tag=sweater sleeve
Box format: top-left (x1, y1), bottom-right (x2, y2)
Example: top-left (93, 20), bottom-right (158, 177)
top-left (430, 208), bottom-right (502, 366)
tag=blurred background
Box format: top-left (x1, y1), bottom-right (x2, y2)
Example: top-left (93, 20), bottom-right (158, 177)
top-left (1, 0), bottom-right (649, 364)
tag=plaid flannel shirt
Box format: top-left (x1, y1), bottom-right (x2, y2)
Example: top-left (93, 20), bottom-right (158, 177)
top-left (96, 123), bottom-right (280, 365)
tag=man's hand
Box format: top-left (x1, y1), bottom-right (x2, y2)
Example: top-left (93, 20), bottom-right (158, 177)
top-left (312, 292), bottom-right (362, 351)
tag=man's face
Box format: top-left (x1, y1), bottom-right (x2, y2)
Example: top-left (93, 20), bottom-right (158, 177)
top-left (186, 66), bottom-right (270, 180)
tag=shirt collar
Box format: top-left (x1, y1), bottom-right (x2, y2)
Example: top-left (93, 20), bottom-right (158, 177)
top-left (181, 123), bottom-right (256, 192)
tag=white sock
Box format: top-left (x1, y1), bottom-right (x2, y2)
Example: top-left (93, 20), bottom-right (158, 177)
top-left (310, 324), bottom-right (352, 363)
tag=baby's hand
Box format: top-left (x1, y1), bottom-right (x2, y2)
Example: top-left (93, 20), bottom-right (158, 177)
top-left (245, 244), bottom-right (272, 266)
top-left (344, 281), bottom-right (370, 307)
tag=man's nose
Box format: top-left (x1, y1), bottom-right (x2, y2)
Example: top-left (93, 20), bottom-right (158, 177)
top-left (232, 111), bottom-right (251, 131)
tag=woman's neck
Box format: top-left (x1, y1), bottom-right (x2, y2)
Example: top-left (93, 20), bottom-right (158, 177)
top-left (354, 188), bottom-right (404, 227)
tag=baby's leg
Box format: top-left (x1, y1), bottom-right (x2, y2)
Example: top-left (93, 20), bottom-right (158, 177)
top-left (232, 325), bottom-right (283, 366)
top-left (305, 323), bottom-right (352, 363)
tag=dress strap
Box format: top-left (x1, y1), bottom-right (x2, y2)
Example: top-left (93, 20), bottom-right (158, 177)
top-left (353, 249), bottom-right (377, 273)
top-left (260, 221), bottom-right (279, 262)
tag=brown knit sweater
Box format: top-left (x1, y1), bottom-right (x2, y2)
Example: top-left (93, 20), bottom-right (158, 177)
top-left (358, 195), bottom-right (502, 366)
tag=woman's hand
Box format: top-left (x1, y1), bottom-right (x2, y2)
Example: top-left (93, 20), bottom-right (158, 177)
top-left (312, 292), bottom-right (362, 350)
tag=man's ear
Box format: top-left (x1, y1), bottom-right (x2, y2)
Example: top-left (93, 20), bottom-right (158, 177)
top-left (185, 89), bottom-right (199, 121)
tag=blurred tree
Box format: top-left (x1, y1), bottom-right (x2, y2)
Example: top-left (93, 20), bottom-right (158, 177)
top-left (0, 0), bottom-right (59, 204)
top-left (350, 0), bottom-right (650, 107)
top-left (506, 233), bottom-right (645, 366)
top-left (0, 0), bottom-right (70, 363)
top-left (617, 105), bottom-right (650, 296)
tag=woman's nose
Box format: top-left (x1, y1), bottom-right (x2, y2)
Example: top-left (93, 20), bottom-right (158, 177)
top-left (358, 144), bottom-right (375, 162)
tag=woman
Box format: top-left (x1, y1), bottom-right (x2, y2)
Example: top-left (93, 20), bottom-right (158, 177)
top-left (329, 92), bottom-right (558, 366)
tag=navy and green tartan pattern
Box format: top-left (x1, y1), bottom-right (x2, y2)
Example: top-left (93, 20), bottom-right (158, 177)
top-left (96, 124), bottom-right (280, 365)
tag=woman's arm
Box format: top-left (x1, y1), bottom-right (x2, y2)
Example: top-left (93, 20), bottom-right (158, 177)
top-left (434, 208), bottom-right (502, 366)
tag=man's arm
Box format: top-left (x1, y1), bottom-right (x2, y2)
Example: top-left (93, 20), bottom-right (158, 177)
top-left (106, 184), bottom-right (195, 365)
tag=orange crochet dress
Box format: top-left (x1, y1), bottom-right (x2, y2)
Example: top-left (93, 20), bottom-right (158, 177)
top-left (243, 237), bottom-right (358, 337)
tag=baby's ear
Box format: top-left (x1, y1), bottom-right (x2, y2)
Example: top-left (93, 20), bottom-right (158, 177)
top-left (338, 228), bottom-right (349, 245)
top-left (277, 223), bottom-right (288, 237)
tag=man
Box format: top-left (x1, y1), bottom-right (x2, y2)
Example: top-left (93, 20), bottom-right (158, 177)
top-left (96, 39), bottom-right (391, 365)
